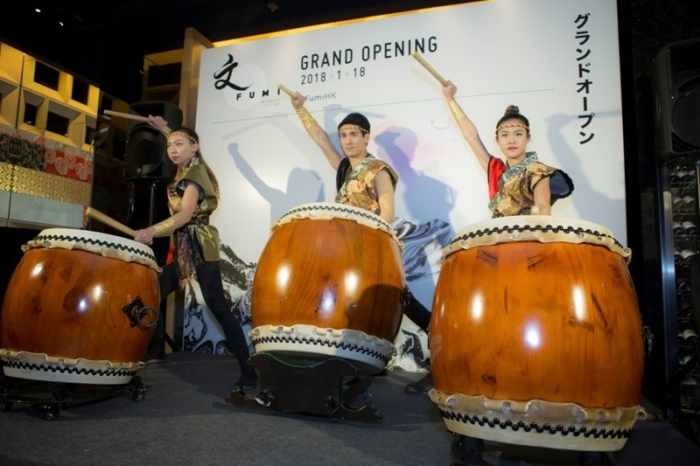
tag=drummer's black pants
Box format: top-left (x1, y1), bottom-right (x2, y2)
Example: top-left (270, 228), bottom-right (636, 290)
top-left (403, 286), bottom-right (431, 333)
top-left (155, 261), bottom-right (250, 359)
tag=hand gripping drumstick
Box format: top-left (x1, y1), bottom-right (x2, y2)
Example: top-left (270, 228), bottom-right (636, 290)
top-left (278, 83), bottom-right (295, 97)
top-left (411, 52), bottom-right (448, 86)
top-left (86, 207), bottom-right (137, 238)
top-left (103, 110), bottom-right (172, 133)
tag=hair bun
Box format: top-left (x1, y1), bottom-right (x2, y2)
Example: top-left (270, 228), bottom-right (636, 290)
top-left (505, 105), bottom-right (520, 115)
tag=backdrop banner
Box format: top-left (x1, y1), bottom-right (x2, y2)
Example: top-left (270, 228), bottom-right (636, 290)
top-left (186, 0), bottom-right (624, 370)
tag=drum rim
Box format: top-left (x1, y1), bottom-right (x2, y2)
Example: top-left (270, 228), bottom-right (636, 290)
top-left (444, 215), bottom-right (631, 260)
top-left (272, 202), bottom-right (402, 250)
top-left (250, 323), bottom-right (395, 373)
top-left (24, 228), bottom-right (161, 272)
top-left (430, 389), bottom-right (642, 452)
top-left (0, 348), bottom-right (143, 385)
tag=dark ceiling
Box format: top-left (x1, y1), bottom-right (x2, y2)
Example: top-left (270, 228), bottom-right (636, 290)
top-left (1, 0), bottom-right (469, 103)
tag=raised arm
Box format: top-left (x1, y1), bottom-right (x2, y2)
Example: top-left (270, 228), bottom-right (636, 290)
top-left (290, 93), bottom-right (344, 170)
top-left (442, 81), bottom-right (492, 172)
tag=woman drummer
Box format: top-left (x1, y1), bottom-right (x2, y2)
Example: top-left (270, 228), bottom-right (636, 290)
top-left (133, 118), bottom-right (256, 390)
top-left (405, 82), bottom-right (575, 396)
top-left (437, 81), bottom-right (574, 464)
top-left (442, 81), bottom-right (573, 216)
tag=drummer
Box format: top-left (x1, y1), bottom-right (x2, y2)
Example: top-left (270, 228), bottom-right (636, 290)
top-left (289, 92), bottom-right (433, 384)
top-left (290, 94), bottom-right (397, 223)
top-left (436, 81), bottom-right (574, 465)
top-left (133, 120), bottom-right (257, 391)
top-left (441, 80), bottom-right (574, 216)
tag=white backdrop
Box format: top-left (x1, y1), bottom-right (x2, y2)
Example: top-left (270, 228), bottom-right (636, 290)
top-left (186, 0), bottom-right (626, 366)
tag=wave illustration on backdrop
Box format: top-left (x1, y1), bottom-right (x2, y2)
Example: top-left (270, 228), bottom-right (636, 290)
top-left (180, 242), bottom-right (255, 354)
top-left (178, 216), bottom-right (453, 370)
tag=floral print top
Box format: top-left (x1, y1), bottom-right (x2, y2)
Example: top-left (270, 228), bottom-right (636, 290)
top-left (335, 154), bottom-right (398, 216)
top-left (487, 151), bottom-right (574, 218)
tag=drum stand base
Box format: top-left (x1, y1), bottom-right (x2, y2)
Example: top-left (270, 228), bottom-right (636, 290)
top-left (448, 434), bottom-right (619, 466)
top-left (0, 374), bottom-right (148, 421)
top-left (225, 353), bottom-right (383, 422)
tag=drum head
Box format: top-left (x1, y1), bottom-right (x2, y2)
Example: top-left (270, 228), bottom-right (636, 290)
top-left (273, 203), bottom-right (401, 250)
top-left (25, 228), bottom-right (161, 272)
top-left (444, 216), bottom-right (630, 261)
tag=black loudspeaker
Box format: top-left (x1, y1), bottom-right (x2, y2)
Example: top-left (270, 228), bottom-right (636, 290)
top-left (652, 38), bottom-right (700, 162)
top-left (124, 101), bottom-right (183, 182)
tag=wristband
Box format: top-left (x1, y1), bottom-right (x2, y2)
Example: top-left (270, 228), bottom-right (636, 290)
top-left (296, 107), bottom-right (318, 130)
top-left (448, 100), bottom-right (466, 121)
top-left (152, 218), bottom-right (176, 237)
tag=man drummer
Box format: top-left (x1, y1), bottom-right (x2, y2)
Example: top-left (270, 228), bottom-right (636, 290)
top-left (289, 93), bottom-right (434, 392)
top-left (290, 94), bottom-right (397, 223)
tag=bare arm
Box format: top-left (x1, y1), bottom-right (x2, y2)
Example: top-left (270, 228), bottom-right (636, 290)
top-left (134, 184), bottom-right (200, 243)
top-left (532, 178), bottom-right (551, 215)
top-left (442, 81), bottom-right (492, 172)
top-left (374, 169), bottom-right (395, 223)
top-left (290, 93), bottom-right (344, 170)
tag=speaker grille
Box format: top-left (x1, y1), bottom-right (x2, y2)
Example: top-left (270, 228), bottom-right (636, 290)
top-left (125, 129), bottom-right (167, 179)
top-left (671, 83), bottom-right (700, 152)
top-left (652, 39), bottom-right (700, 161)
top-left (671, 133), bottom-right (699, 153)
top-left (124, 101), bottom-right (182, 182)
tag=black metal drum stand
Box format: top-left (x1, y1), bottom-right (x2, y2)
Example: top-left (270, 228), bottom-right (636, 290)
top-left (0, 373), bottom-right (148, 420)
top-left (225, 352), bottom-right (383, 422)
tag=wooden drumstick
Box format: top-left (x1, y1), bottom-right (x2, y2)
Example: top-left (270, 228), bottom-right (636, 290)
top-left (411, 52), bottom-right (448, 86)
top-left (278, 83), bottom-right (295, 97)
top-left (86, 207), bottom-right (137, 238)
top-left (104, 109), bottom-right (150, 122)
top-left (103, 110), bottom-right (172, 133)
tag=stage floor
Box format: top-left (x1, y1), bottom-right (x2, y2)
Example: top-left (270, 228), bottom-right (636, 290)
top-left (0, 352), bottom-right (698, 466)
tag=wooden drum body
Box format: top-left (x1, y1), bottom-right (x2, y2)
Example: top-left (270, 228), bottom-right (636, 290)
top-left (429, 217), bottom-right (644, 452)
top-left (0, 229), bottom-right (161, 385)
top-left (250, 203), bottom-right (405, 373)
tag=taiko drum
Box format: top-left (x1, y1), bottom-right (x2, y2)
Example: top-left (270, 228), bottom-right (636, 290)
top-left (429, 216), bottom-right (645, 452)
top-left (250, 203), bottom-right (405, 373)
top-left (0, 229), bottom-right (161, 385)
